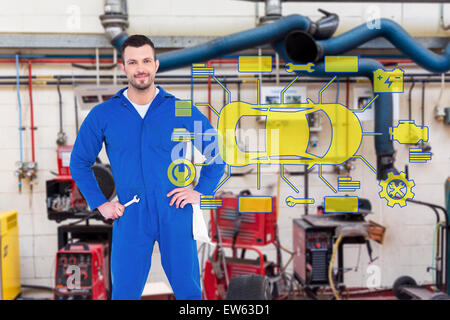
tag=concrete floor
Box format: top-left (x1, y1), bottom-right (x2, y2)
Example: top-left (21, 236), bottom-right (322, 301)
top-left (16, 288), bottom-right (53, 300)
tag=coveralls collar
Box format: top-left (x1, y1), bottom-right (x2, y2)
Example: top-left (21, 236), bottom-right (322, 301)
top-left (113, 85), bottom-right (171, 100)
top-left (113, 85), bottom-right (172, 120)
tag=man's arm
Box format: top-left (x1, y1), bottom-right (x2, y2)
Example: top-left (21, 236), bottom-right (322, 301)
top-left (167, 105), bottom-right (226, 208)
top-left (190, 105), bottom-right (226, 195)
top-left (70, 108), bottom-right (124, 219)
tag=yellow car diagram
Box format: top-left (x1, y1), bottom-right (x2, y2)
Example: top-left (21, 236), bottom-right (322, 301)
top-left (217, 99), bottom-right (363, 168)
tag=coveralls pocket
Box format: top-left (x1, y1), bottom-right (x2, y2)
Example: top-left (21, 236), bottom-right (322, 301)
top-left (169, 203), bottom-right (194, 240)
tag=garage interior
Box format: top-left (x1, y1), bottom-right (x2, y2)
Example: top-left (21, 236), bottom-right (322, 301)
top-left (0, 0), bottom-right (449, 300)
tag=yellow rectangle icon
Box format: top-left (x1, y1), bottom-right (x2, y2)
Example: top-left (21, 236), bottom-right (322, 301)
top-left (324, 197), bottom-right (358, 213)
top-left (238, 56), bottom-right (272, 73)
top-left (175, 100), bottom-right (192, 117)
top-left (324, 56), bottom-right (358, 73)
top-left (238, 196), bottom-right (272, 213)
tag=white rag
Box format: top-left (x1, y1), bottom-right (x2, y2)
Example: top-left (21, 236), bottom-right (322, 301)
top-left (192, 203), bottom-right (216, 247)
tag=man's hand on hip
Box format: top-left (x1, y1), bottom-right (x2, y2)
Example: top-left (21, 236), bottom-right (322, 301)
top-left (98, 201), bottom-right (125, 220)
top-left (167, 188), bottom-right (202, 209)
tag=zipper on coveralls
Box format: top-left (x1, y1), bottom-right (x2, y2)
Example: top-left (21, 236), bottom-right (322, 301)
top-left (122, 101), bottom-right (149, 193)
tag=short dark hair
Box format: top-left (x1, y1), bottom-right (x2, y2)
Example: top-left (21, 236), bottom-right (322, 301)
top-left (120, 35), bottom-right (156, 63)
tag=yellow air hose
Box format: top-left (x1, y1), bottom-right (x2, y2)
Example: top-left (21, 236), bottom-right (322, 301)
top-left (328, 235), bottom-right (343, 300)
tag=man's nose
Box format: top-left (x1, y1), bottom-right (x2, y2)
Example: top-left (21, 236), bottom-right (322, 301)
top-left (136, 62), bottom-right (145, 73)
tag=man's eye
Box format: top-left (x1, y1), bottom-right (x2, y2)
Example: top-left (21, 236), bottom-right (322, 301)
top-left (144, 60), bottom-right (151, 63)
top-left (128, 61), bottom-right (135, 65)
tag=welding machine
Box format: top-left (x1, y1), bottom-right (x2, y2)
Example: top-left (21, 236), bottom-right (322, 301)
top-left (54, 242), bottom-right (108, 300)
top-left (293, 205), bottom-right (373, 299)
top-left (293, 218), bottom-right (334, 287)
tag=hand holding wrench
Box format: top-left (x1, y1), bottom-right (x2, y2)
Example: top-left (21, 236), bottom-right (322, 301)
top-left (285, 62), bottom-right (315, 73)
top-left (124, 194), bottom-right (140, 207)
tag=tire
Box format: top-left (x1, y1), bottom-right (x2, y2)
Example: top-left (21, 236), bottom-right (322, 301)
top-left (226, 275), bottom-right (271, 300)
top-left (431, 293), bottom-right (450, 300)
top-left (304, 286), bottom-right (319, 300)
top-left (92, 163), bottom-right (116, 201)
top-left (393, 276), bottom-right (417, 300)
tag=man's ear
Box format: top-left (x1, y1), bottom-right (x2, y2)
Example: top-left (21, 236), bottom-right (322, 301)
top-left (155, 59), bottom-right (160, 73)
top-left (119, 62), bottom-right (125, 73)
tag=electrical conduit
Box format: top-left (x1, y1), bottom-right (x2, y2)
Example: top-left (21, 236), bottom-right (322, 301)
top-left (27, 61), bottom-right (36, 162)
top-left (15, 55), bottom-right (23, 191)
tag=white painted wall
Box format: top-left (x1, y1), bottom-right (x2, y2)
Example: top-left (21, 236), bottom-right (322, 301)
top-left (0, 1), bottom-right (449, 36)
top-left (0, 0), bottom-right (449, 296)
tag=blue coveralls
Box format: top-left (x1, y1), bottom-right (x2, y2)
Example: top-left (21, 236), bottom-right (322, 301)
top-left (70, 86), bottom-right (225, 300)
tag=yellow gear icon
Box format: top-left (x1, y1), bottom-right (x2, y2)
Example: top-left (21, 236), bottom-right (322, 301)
top-left (379, 171), bottom-right (415, 208)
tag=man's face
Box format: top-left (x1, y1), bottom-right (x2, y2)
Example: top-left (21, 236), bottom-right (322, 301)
top-left (120, 44), bottom-right (159, 91)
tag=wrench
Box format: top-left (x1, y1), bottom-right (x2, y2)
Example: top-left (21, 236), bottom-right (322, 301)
top-left (285, 62), bottom-right (315, 73)
top-left (124, 194), bottom-right (140, 207)
top-left (285, 196), bottom-right (314, 207)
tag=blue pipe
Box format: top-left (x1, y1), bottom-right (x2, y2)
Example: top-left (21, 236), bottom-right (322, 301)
top-left (318, 18), bottom-right (450, 73)
top-left (112, 16), bottom-right (450, 74)
top-left (15, 54), bottom-right (24, 191)
top-left (111, 35), bottom-right (128, 55)
top-left (157, 14), bottom-right (309, 71)
top-left (110, 14), bottom-right (312, 72)
top-left (15, 55), bottom-right (23, 165)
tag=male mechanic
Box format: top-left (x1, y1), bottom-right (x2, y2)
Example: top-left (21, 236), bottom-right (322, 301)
top-left (70, 35), bottom-right (225, 300)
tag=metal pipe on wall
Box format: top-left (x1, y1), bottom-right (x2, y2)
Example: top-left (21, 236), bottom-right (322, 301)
top-left (15, 55), bottom-right (24, 192)
top-left (27, 61), bottom-right (36, 163)
top-left (56, 77), bottom-right (67, 146)
top-left (147, 15), bottom-right (312, 72)
top-left (2, 73), bottom-right (449, 86)
top-left (15, 55), bottom-right (24, 165)
top-left (100, 0), bottom-right (129, 52)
